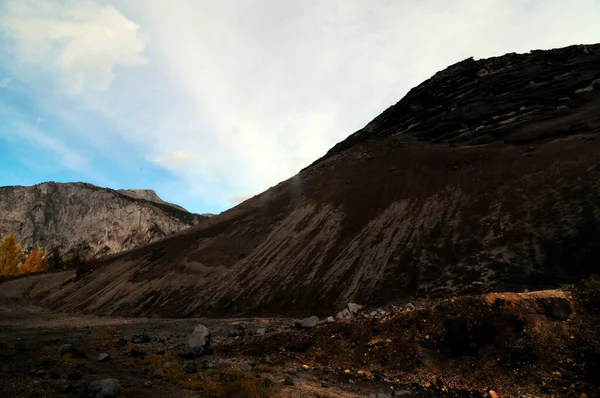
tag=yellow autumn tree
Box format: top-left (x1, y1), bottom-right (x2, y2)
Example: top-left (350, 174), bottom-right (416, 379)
top-left (20, 249), bottom-right (47, 274)
top-left (0, 234), bottom-right (24, 275)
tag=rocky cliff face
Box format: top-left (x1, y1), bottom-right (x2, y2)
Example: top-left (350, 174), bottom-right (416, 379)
top-left (0, 182), bottom-right (205, 256)
top-left (26, 44), bottom-right (600, 318)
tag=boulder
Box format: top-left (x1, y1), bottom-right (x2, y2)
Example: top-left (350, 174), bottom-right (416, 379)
top-left (57, 344), bottom-right (73, 356)
top-left (347, 303), bottom-right (363, 313)
top-left (336, 308), bottom-right (352, 320)
top-left (540, 297), bottom-right (572, 321)
top-left (256, 328), bottom-right (267, 336)
top-left (284, 376), bottom-right (295, 386)
top-left (97, 353), bottom-right (111, 362)
top-left (294, 316), bottom-right (319, 329)
top-left (184, 324), bottom-right (212, 358)
top-left (318, 316), bottom-right (336, 325)
top-left (183, 361), bottom-right (197, 374)
top-left (131, 334), bottom-right (150, 344)
top-left (88, 378), bottom-right (122, 398)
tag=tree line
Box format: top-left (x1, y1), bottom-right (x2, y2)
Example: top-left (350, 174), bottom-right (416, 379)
top-left (0, 234), bottom-right (92, 276)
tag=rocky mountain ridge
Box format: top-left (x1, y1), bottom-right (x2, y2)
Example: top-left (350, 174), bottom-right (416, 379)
top-left (16, 43), bottom-right (600, 318)
top-left (0, 182), bottom-right (207, 256)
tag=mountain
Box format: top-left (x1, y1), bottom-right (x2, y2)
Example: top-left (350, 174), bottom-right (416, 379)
top-left (28, 44), bottom-right (600, 317)
top-left (0, 182), bottom-right (207, 256)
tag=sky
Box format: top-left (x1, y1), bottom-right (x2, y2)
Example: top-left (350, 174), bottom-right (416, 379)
top-left (1, 1), bottom-right (599, 214)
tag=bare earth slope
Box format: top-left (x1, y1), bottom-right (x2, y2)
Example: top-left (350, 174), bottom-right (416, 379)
top-left (24, 44), bottom-right (600, 317)
top-left (0, 182), bottom-right (207, 256)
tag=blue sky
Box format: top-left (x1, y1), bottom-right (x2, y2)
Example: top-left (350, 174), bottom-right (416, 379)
top-left (1, 0), bottom-right (599, 214)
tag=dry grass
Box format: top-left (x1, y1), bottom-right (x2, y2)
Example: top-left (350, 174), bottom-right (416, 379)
top-left (91, 327), bottom-right (120, 351)
top-left (180, 366), bottom-right (280, 398)
top-left (143, 357), bottom-right (280, 398)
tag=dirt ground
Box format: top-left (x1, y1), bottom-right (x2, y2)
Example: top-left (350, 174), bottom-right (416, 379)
top-left (1, 277), bottom-right (599, 398)
top-left (0, 295), bottom-right (416, 398)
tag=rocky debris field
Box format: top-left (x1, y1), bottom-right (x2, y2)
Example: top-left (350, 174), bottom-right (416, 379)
top-left (1, 278), bottom-right (599, 397)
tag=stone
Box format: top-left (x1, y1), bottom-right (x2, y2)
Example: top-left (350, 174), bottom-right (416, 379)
top-left (394, 391), bottom-right (414, 397)
top-left (97, 353), bottom-right (111, 362)
top-left (129, 348), bottom-right (145, 358)
top-left (248, 360), bottom-right (257, 367)
top-left (321, 381), bottom-right (330, 388)
top-left (256, 328), bottom-right (267, 336)
top-left (377, 393), bottom-right (392, 398)
top-left (67, 372), bottom-right (83, 381)
top-left (182, 361), bottom-right (197, 374)
top-left (131, 334), bottom-right (150, 344)
top-left (347, 303), bottom-right (363, 313)
top-left (88, 378), bottom-right (122, 398)
top-left (162, 361), bottom-right (173, 369)
top-left (318, 316), bottom-right (336, 325)
top-left (185, 324), bottom-right (212, 358)
top-left (33, 370), bottom-right (49, 378)
top-left (142, 381), bottom-right (152, 389)
top-left (284, 376), bottom-right (295, 386)
top-left (151, 370), bottom-right (164, 378)
top-left (404, 303), bottom-right (416, 311)
top-left (58, 344), bottom-right (73, 356)
top-left (336, 308), bottom-right (352, 320)
top-left (294, 316), bottom-right (319, 329)
top-left (540, 298), bottom-right (572, 321)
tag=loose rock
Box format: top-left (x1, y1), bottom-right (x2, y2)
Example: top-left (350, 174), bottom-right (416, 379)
top-left (183, 361), bottom-right (197, 374)
top-left (284, 376), bottom-right (295, 386)
top-left (294, 316), bottom-right (319, 329)
top-left (184, 324), bottom-right (212, 358)
top-left (540, 297), bottom-right (572, 321)
top-left (88, 378), bottom-right (122, 398)
top-left (58, 344), bottom-right (74, 356)
top-left (97, 353), bottom-right (111, 362)
top-left (347, 303), bottom-right (363, 313)
top-left (131, 334), bottom-right (150, 344)
top-left (336, 308), bottom-right (352, 320)
top-left (142, 381), bottom-right (152, 389)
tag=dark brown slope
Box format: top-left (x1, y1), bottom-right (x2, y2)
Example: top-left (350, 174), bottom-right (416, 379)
top-left (26, 44), bottom-right (600, 318)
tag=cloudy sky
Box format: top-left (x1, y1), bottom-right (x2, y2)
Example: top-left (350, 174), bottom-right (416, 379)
top-left (1, 0), bottom-right (599, 213)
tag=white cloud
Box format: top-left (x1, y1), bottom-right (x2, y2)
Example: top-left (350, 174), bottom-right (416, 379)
top-left (0, 0), bottom-right (146, 94)
top-left (2, 0), bottom-right (600, 211)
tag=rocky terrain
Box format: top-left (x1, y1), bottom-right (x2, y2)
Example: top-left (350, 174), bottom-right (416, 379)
top-left (0, 272), bottom-right (598, 397)
top-left (0, 182), bottom-right (208, 256)
top-left (11, 43), bottom-right (599, 318)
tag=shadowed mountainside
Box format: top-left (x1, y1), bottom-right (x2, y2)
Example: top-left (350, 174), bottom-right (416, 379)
top-left (21, 44), bottom-right (600, 318)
